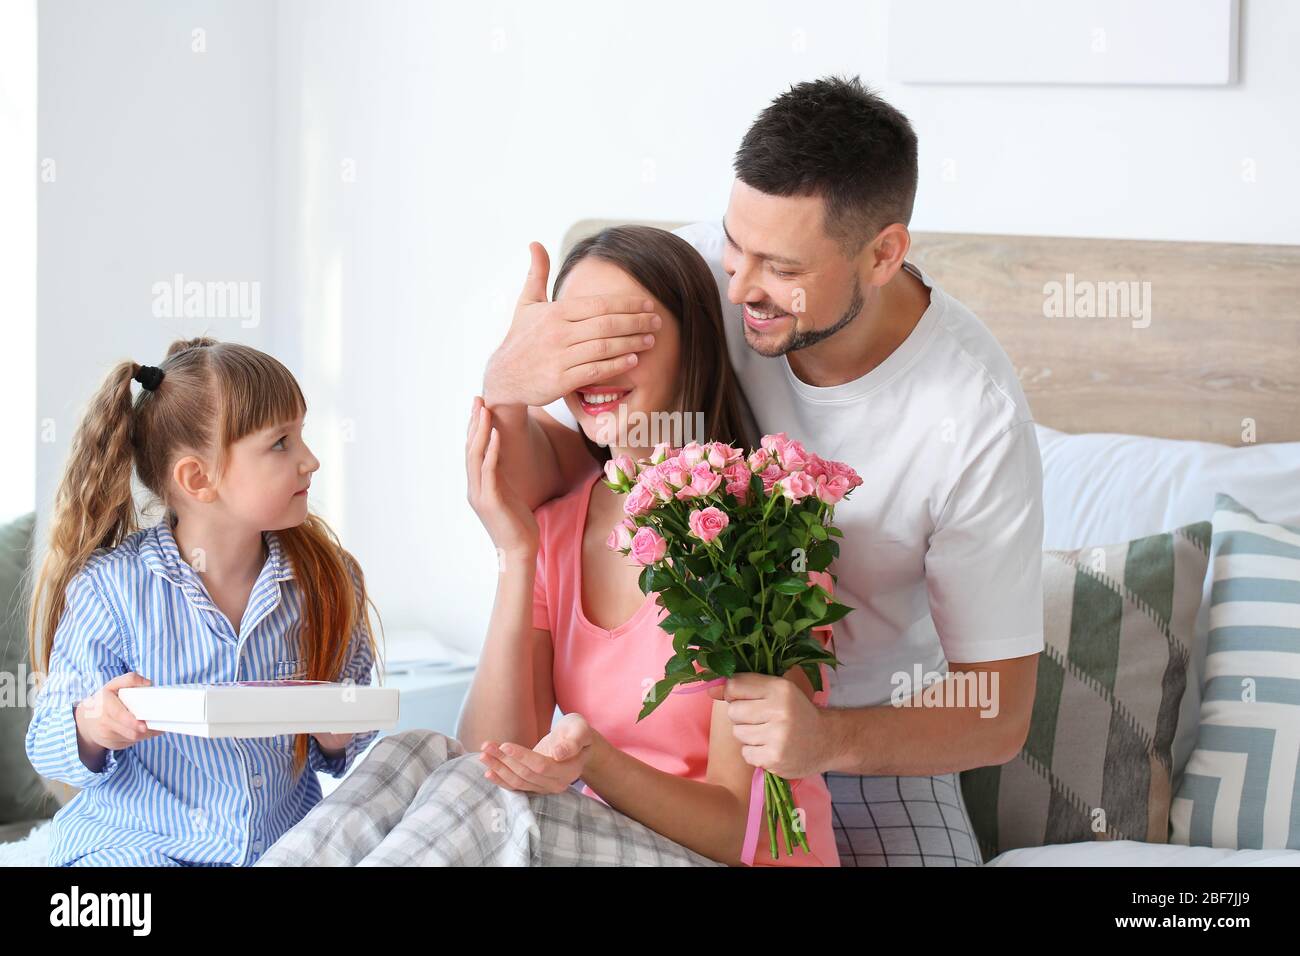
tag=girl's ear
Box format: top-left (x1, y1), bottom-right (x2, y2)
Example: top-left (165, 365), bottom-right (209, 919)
top-left (172, 454), bottom-right (218, 504)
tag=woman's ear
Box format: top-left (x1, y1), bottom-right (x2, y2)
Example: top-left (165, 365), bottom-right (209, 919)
top-left (172, 454), bottom-right (218, 504)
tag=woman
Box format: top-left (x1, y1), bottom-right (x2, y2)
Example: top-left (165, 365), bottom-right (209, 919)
top-left (256, 226), bottom-right (839, 866)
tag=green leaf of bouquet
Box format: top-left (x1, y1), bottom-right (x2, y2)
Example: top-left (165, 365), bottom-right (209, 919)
top-left (660, 588), bottom-right (696, 616)
top-left (817, 601), bottom-right (854, 626)
top-left (747, 549), bottom-right (770, 566)
top-left (730, 606), bottom-right (754, 624)
top-left (638, 566), bottom-right (650, 593)
top-left (799, 589), bottom-right (827, 618)
top-left (772, 577), bottom-right (807, 595)
top-left (808, 523), bottom-right (828, 541)
top-left (713, 585), bottom-right (750, 610)
top-left (800, 662), bottom-right (824, 693)
top-left (772, 620), bottom-right (792, 638)
top-left (666, 653), bottom-right (698, 675)
top-left (703, 620), bottom-right (724, 642)
top-left (798, 510), bottom-right (816, 527)
top-left (791, 616), bottom-right (819, 634)
top-left (806, 540), bottom-right (834, 572)
top-left (827, 526), bottom-right (843, 538)
top-left (704, 648), bottom-right (737, 677)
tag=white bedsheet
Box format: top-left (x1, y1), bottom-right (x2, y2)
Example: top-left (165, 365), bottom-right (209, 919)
top-left (987, 840), bottom-right (1300, 866)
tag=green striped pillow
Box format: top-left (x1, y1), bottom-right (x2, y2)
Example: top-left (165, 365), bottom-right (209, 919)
top-left (961, 522), bottom-right (1209, 858)
top-left (1170, 493), bottom-right (1300, 849)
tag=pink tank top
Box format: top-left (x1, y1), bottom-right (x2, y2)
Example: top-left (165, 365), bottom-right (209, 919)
top-left (531, 469), bottom-right (840, 867)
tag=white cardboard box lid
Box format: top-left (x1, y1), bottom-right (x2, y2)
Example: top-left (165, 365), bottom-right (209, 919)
top-left (119, 681), bottom-right (399, 724)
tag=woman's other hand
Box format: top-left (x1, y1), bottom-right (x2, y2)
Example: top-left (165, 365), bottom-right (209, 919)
top-left (465, 395), bottom-right (540, 559)
top-left (478, 713), bottom-right (597, 794)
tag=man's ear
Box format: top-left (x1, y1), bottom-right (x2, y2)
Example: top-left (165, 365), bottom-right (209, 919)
top-left (863, 222), bottom-right (911, 288)
top-left (172, 454), bottom-right (218, 505)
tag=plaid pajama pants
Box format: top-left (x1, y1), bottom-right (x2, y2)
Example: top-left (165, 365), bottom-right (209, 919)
top-left (825, 771), bottom-right (984, 866)
top-left (256, 729), bottom-right (983, 867)
top-left (255, 729), bottom-right (724, 866)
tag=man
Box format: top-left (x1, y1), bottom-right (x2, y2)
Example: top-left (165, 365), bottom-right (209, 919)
top-left (482, 75), bottom-right (1043, 866)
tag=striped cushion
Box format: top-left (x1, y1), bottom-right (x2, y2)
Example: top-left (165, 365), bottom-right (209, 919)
top-left (961, 522), bottom-right (1209, 858)
top-left (1170, 493), bottom-right (1300, 849)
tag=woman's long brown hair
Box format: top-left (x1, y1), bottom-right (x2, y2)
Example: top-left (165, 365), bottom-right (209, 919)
top-left (551, 225), bottom-right (757, 464)
top-left (29, 337), bottom-right (380, 777)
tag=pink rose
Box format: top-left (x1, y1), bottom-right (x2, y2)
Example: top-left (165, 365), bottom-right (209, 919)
top-left (829, 459), bottom-right (864, 489)
top-left (603, 455), bottom-right (638, 488)
top-left (680, 442), bottom-right (706, 466)
top-left (777, 472), bottom-right (817, 503)
top-left (649, 442), bottom-right (674, 465)
top-left (642, 469), bottom-right (675, 503)
top-left (747, 448), bottom-right (770, 473)
top-left (687, 506), bottom-right (729, 544)
top-left (661, 460), bottom-right (690, 489)
top-left (814, 473), bottom-right (850, 504)
top-left (606, 517), bottom-right (636, 551)
top-left (630, 526), bottom-right (667, 566)
top-left (705, 441), bottom-right (742, 469)
top-left (760, 432), bottom-right (789, 455)
top-left (623, 483), bottom-right (657, 517)
top-left (688, 463), bottom-right (721, 497)
top-left (723, 461), bottom-right (751, 503)
top-left (777, 439), bottom-right (808, 472)
top-left (758, 463), bottom-right (787, 494)
top-left (804, 454), bottom-right (829, 480)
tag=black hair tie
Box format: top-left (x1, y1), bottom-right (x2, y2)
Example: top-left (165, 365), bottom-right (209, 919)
top-left (134, 365), bottom-right (165, 391)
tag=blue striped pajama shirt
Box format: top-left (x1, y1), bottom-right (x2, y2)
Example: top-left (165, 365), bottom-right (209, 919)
top-left (25, 519), bottom-right (377, 867)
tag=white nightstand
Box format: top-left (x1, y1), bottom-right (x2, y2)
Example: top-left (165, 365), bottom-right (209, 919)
top-left (318, 658), bottom-right (476, 797)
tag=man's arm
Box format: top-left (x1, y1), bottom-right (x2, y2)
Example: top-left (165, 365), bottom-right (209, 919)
top-left (819, 652), bottom-right (1038, 776)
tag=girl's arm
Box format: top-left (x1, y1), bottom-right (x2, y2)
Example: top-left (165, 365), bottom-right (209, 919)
top-left (579, 667), bottom-right (821, 866)
top-left (455, 550), bottom-right (555, 753)
top-left (25, 570), bottom-right (146, 789)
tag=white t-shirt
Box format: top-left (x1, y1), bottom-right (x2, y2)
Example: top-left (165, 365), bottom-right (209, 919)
top-left (546, 219), bottom-right (1045, 708)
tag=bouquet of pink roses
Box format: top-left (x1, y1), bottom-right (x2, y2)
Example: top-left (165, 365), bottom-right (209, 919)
top-left (602, 432), bottom-right (862, 862)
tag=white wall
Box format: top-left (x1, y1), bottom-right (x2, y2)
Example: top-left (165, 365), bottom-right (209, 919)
top-left (1, 0), bottom-right (36, 524)
top-left (268, 0), bottom-right (1300, 654)
top-left (37, 0), bottom-right (1300, 654)
top-left (36, 0), bottom-right (276, 541)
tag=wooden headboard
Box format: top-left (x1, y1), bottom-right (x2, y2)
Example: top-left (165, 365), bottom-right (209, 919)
top-left (562, 219), bottom-right (1300, 446)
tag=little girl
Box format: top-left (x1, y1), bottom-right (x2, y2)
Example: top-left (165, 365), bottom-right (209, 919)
top-left (26, 337), bottom-right (380, 867)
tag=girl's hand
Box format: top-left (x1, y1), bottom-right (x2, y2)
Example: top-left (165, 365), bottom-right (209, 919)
top-left (465, 396), bottom-right (540, 560)
top-left (75, 672), bottom-right (164, 758)
top-left (312, 732), bottom-right (352, 755)
top-left (478, 713), bottom-right (597, 794)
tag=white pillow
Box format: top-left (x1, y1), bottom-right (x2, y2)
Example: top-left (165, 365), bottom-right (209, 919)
top-left (1035, 423), bottom-right (1300, 794)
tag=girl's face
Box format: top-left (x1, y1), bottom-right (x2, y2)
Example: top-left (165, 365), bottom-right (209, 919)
top-left (558, 258), bottom-right (683, 453)
top-left (217, 414), bottom-right (320, 531)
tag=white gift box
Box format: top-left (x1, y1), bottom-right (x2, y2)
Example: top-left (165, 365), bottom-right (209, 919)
top-left (118, 680), bottom-right (400, 738)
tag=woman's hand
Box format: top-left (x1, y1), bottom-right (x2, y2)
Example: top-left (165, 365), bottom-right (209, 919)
top-left (466, 395), bottom-right (540, 559)
top-left (478, 713), bottom-right (597, 794)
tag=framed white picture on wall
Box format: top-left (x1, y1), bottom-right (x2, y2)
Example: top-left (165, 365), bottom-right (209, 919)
top-left (889, 0), bottom-right (1239, 86)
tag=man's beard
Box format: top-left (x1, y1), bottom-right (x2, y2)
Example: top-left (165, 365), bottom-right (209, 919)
top-left (744, 279), bottom-right (865, 357)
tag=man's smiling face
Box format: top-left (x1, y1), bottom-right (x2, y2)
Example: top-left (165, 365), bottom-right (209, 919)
top-left (721, 178), bottom-right (867, 357)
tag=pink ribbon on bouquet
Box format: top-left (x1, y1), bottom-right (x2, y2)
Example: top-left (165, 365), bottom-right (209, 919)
top-left (672, 676), bottom-right (774, 866)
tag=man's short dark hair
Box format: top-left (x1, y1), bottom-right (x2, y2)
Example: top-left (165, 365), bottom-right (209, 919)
top-left (733, 75), bottom-right (919, 258)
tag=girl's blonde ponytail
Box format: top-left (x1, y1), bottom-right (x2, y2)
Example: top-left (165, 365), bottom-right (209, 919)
top-left (28, 361), bottom-right (142, 673)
